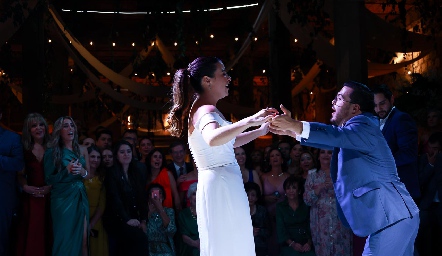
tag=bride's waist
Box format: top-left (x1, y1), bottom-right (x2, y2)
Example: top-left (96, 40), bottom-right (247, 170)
top-left (197, 162), bottom-right (238, 170)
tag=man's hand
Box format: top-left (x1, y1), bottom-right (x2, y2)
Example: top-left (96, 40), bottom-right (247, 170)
top-left (269, 104), bottom-right (303, 135)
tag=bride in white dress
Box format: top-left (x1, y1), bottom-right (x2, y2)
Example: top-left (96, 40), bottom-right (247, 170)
top-left (166, 57), bottom-right (277, 256)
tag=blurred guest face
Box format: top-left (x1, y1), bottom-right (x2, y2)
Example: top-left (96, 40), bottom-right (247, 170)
top-left (150, 151), bottom-right (163, 170)
top-left (117, 144), bottom-right (132, 165)
top-left (250, 150), bottom-right (262, 164)
top-left (30, 120), bottom-right (46, 141)
top-left (189, 191), bottom-right (197, 207)
top-left (102, 149), bottom-right (113, 167)
top-left (123, 133), bottom-right (137, 147)
top-left (82, 138), bottom-right (94, 147)
top-left (170, 144), bottom-right (185, 164)
top-left (427, 111), bottom-right (440, 128)
top-left (89, 150), bottom-right (101, 170)
top-left (264, 146), bottom-right (272, 157)
top-left (234, 147), bottom-right (246, 166)
top-left (96, 134), bottom-right (112, 149)
top-left (285, 183), bottom-right (299, 200)
top-left (318, 149), bottom-right (332, 168)
top-left (290, 144), bottom-right (303, 162)
top-left (269, 149), bottom-right (283, 168)
top-left (428, 141), bottom-right (441, 156)
top-left (140, 139), bottom-right (153, 156)
top-left (61, 119), bottom-right (75, 143)
top-left (300, 153), bottom-right (314, 171)
top-left (278, 142), bottom-right (291, 159)
top-left (247, 190), bottom-right (258, 207)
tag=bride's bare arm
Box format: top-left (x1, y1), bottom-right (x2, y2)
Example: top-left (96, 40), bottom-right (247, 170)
top-left (233, 123), bottom-right (270, 148)
top-left (197, 105), bottom-right (277, 147)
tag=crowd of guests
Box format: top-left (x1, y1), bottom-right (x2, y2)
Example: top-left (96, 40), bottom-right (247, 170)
top-left (1, 100), bottom-right (442, 256)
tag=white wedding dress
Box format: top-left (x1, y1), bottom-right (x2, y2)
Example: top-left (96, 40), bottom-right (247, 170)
top-left (188, 111), bottom-right (256, 256)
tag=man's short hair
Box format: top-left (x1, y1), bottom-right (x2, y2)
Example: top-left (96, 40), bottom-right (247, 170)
top-left (343, 81), bottom-right (374, 113)
top-left (95, 128), bottom-right (113, 140)
top-left (169, 140), bottom-right (186, 152)
top-left (372, 84), bottom-right (393, 102)
top-left (123, 129), bottom-right (138, 137)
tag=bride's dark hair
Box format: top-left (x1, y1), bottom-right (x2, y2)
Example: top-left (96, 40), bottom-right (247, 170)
top-left (166, 57), bottom-right (221, 137)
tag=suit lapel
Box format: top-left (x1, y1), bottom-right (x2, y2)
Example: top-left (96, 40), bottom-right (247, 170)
top-left (381, 108), bottom-right (396, 133)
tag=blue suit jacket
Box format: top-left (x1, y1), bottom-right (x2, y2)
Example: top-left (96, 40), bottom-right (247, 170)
top-left (382, 108), bottom-right (420, 198)
top-left (300, 113), bottom-right (419, 237)
top-left (0, 126), bottom-right (24, 209)
top-left (418, 153), bottom-right (442, 211)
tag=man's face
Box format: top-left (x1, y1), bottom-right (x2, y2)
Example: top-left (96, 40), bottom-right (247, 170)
top-left (123, 132), bottom-right (137, 147)
top-left (427, 141), bottom-right (440, 156)
top-left (427, 111), bottom-right (440, 128)
top-left (330, 86), bottom-right (354, 126)
top-left (170, 144), bottom-right (185, 164)
top-left (96, 134), bottom-right (112, 149)
top-left (374, 93), bottom-right (392, 119)
top-left (278, 142), bottom-right (291, 159)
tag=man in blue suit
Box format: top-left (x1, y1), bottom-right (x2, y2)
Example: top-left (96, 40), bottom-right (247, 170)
top-left (270, 81), bottom-right (419, 255)
top-left (373, 84), bottom-right (420, 200)
top-left (0, 105), bottom-right (24, 255)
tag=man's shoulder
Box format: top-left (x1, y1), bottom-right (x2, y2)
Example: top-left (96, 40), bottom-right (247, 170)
top-left (0, 126), bottom-right (20, 140)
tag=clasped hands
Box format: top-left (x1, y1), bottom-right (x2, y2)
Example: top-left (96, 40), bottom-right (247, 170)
top-left (254, 104), bottom-right (302, 137)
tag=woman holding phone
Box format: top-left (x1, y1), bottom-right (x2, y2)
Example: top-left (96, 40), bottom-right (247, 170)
top-left (146, 183), bottom-right (177, 255)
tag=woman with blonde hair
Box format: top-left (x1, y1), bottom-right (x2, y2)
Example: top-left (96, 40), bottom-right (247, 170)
top-left (16, 113), bottom-right (52, 256)
top-left (44, 116), bottom-right (90, 256)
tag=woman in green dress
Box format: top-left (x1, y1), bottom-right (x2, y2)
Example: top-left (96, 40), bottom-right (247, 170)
top-left (177, 182), bottom-right (200, 256)
top-left (276, 175), bottom-right (315, 256)
top-left (147, 183), bottom-right (176, 256)
top-left (44, 116), bottom-right (90, 256)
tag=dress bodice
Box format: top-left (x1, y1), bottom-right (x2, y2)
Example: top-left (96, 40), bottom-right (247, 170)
top-left (188, 112), bottom-right (237, 169)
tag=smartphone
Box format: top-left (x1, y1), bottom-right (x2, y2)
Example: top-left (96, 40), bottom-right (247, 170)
top-left (91, 229), bottom-right (99, 237)
top-left (151, 189), bottom-right (160, 199)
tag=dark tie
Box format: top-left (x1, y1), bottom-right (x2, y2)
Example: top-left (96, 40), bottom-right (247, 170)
top-left (178, 166), bottom-right (184, 176)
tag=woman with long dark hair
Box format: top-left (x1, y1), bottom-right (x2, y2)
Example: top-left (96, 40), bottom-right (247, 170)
top-left (104, 140), bottom-right (148, 256)
top-left (166, 56), bottom-right (277, 255)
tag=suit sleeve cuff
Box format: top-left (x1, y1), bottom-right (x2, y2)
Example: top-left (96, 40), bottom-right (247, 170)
top-left (296, 121), bottom-right (310, 141)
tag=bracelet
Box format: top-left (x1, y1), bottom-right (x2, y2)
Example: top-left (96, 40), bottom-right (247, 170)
top-left (288, 241), bottom-right (294, 247)
top-left (81, 169), bottom-right (88, 178)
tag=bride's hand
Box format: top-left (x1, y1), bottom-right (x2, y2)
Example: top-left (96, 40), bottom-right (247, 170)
top-left (249, 107), bottom-right (278, 126)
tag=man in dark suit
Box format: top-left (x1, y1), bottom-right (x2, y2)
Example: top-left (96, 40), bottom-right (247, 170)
top-left (416, 132), bottom-right (442, 255)
top-left (270, 81), bottom-right (419, 255)
top-left (373, 84), bottom-right (421, 199)
top-left (0, 105), bottom-right (24, 255)
top-left (166, 141), bottom-right (193, 182)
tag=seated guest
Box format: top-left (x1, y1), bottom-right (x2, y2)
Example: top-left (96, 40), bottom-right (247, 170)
top-left (139, 137), bottom-right (154, 163)
top-left (84, 145), bottom-right (108, 256)
top-left (245, 182), bottom-right (270, 256)
top-left (147, 183), bottom-right (177, 255)
top-left (104, 140), bottom-right (148, 256)
top-left (146, 148), bottom-right (181, 210)
top-left (276, 176), bottom-right (315, 256)
top-left (178, 182), bottom-right (200, 256)
top-left (235, 146), bottom-right (262, 192)
top-left (304, 149), bottom-right (352, 256)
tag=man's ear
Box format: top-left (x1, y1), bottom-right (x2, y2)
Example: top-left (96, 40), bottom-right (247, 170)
top-left (390, 95), bottom-right (395, 105)
top-left (353, 103), bottom-right (361, 113)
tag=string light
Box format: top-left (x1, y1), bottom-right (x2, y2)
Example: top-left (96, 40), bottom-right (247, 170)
top-left (195, 41), bottom-right (199, 45)
top-left (407, 70), bottom-right (412, 75)
top-left (166, 72), bottom-right (170, 76)
top-left (174, 42), bottom-right (177, 46)
top-left (48, 39), bottom-right (52, 43)
top-left (254, 37), bottom-right (258, 41)
top-left (234, 37), bottom-right (239, 41)
top-left (262, 69), bottom-right (266, 74)
top-left (132, 42), bottom-right (135, 46)
top-left (112, 42), bottom-right (116, 46)
top-left (134, 73), bottom-right (137, 76)
top-left (151, 41), bottom-right (155, 46)
top-left (210, 34), bottom-right (214, 38)
top-left (294, 39), bottom-right (298, 43)
top-left (90, 41), bottom-right (93, 46)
